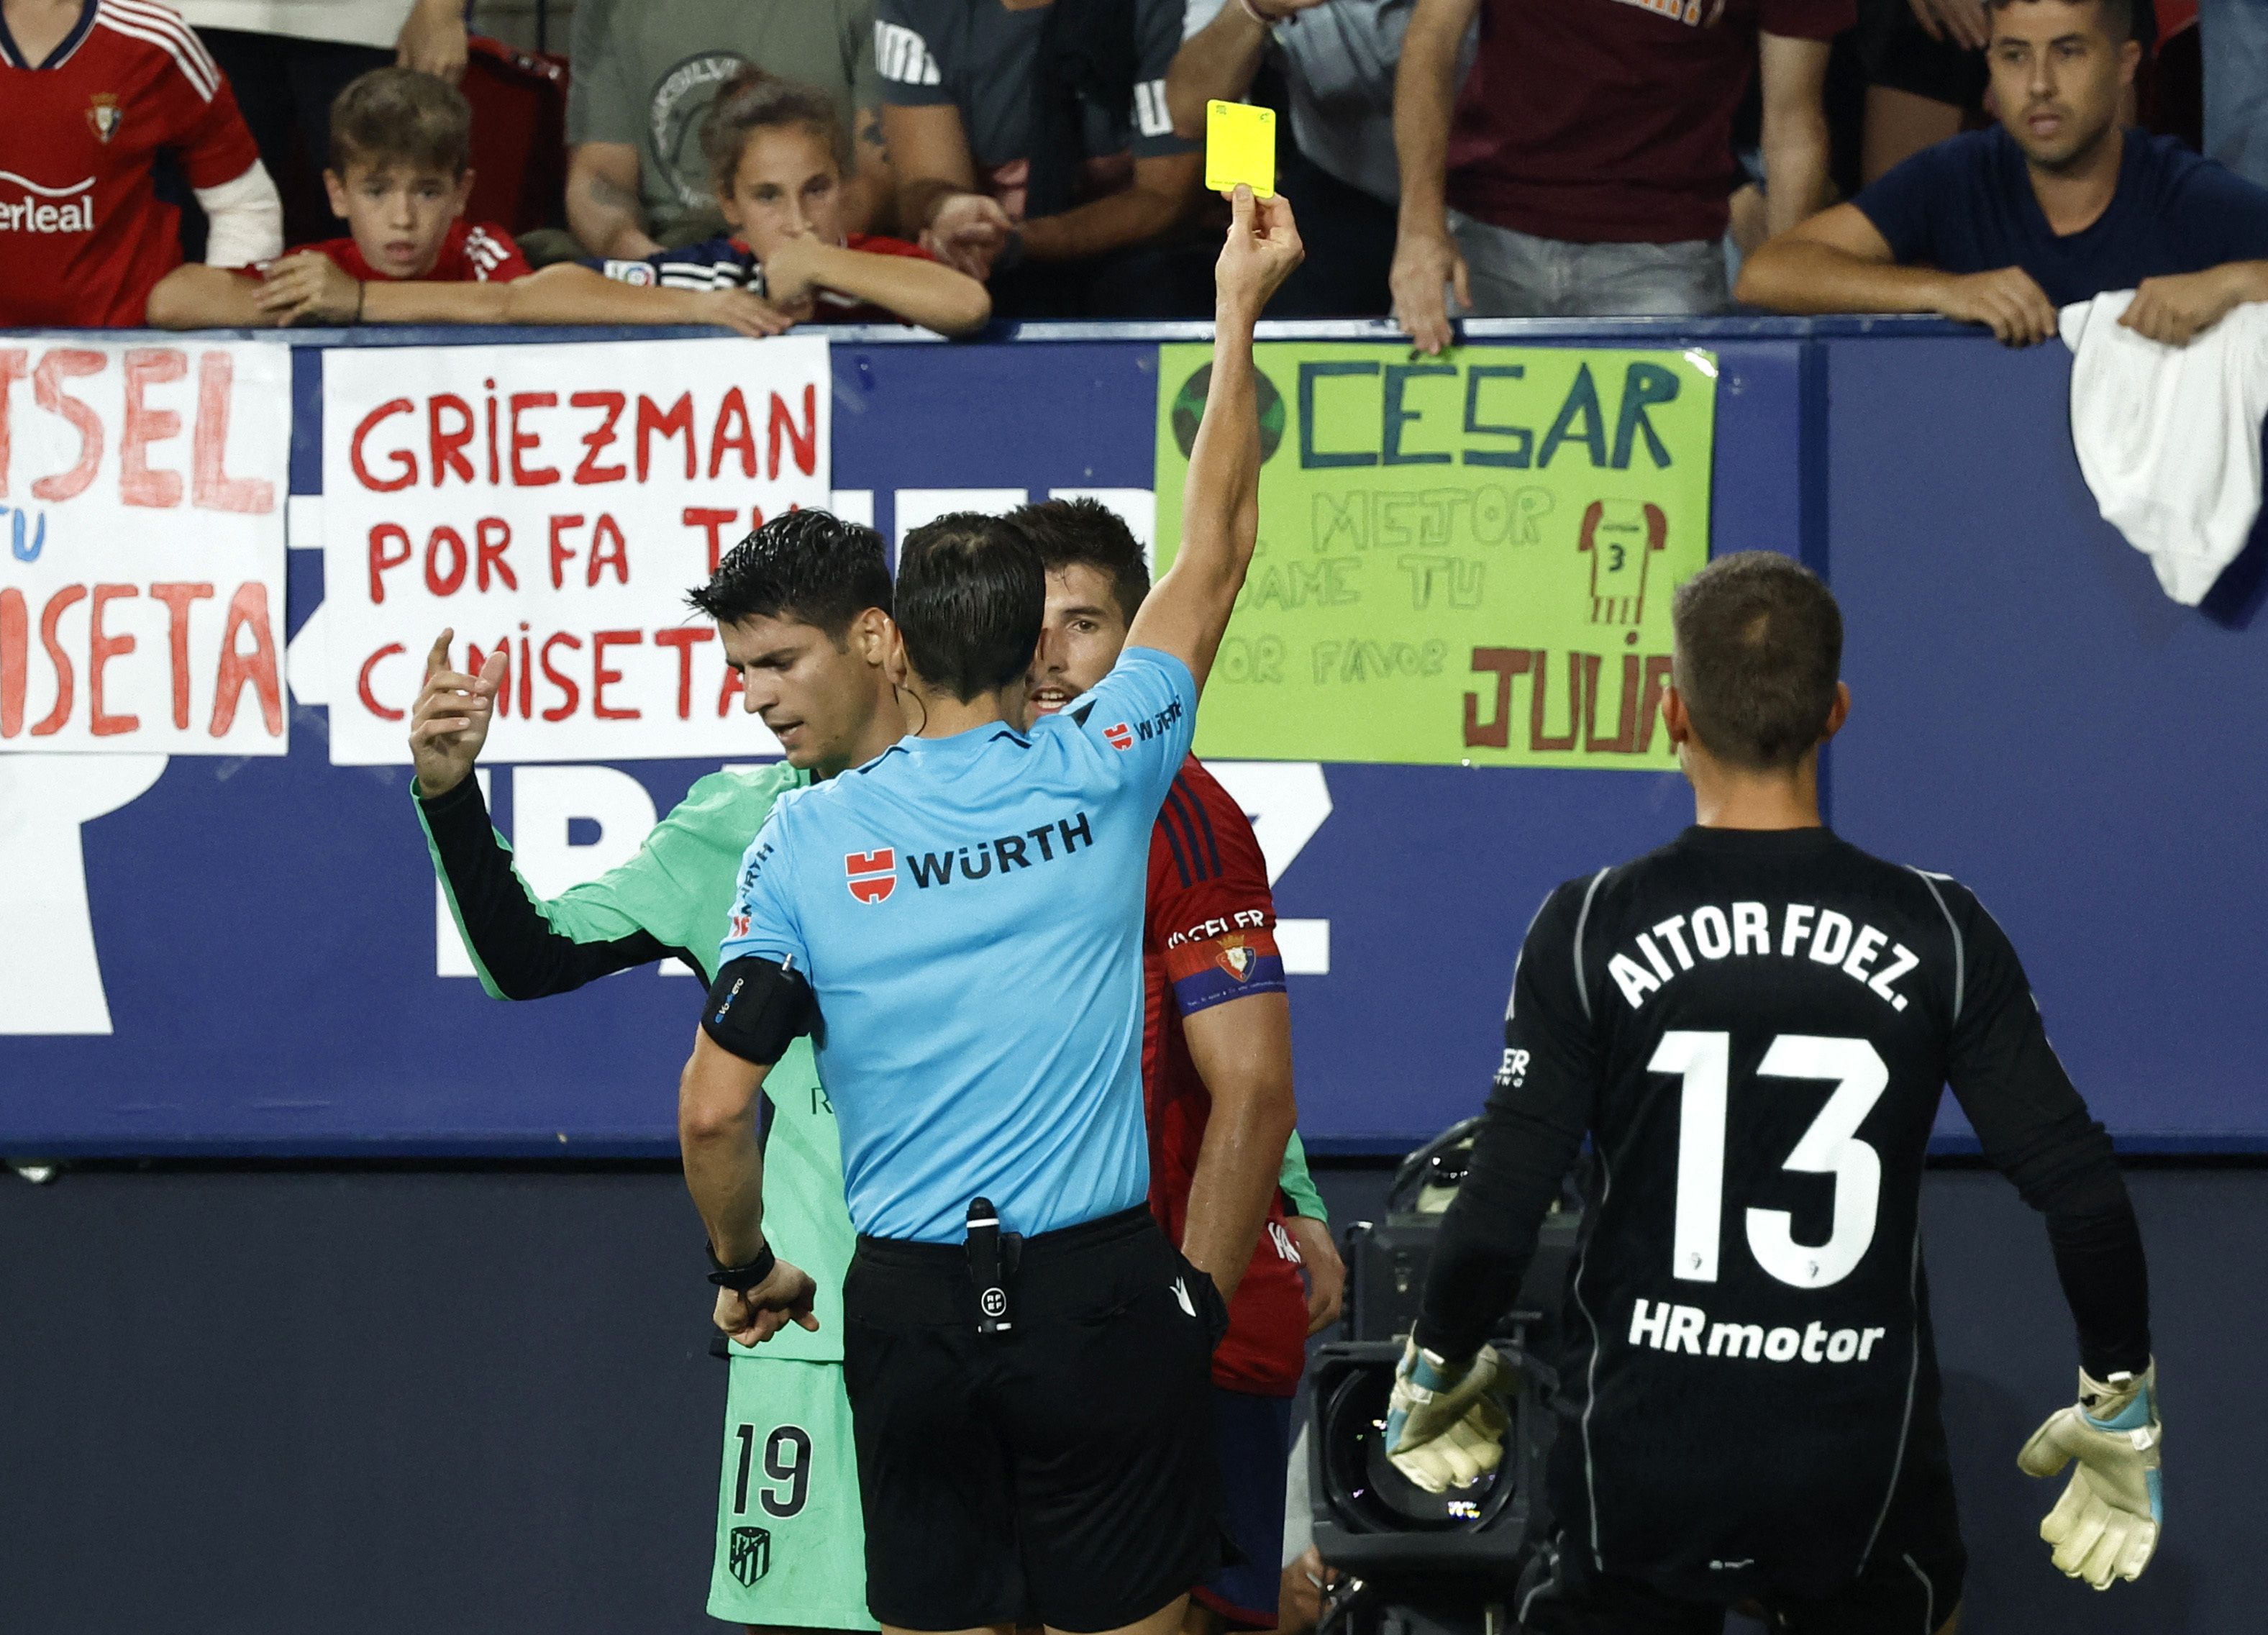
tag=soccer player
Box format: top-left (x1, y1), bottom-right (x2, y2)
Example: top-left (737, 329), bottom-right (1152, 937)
top-left (1386, 553), bottom-right (2158, 1631)
top-left (1, 0), bottom-right (281, 326)
top-left (1015, 496), bottom-right (1346, 1634)
top-left (678, 187), bottom-right (1305, 1635)
top-left (410, 516), bottom-right (900, 1633)
top-left (145, 67), bottom-right (791, 337)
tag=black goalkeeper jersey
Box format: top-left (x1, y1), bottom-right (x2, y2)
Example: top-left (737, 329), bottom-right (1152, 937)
top-left (1414, 824), bottom-right (2149, 1602)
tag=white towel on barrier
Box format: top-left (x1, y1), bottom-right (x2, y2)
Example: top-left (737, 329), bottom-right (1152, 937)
top-left (2059, 291), bottom-right (2268, 605)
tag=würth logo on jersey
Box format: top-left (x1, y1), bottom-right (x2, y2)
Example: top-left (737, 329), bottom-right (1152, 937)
top-left (1105, 722), bottom-right (1133, 751)
top-left (844, 849), bottom-right (896, 903)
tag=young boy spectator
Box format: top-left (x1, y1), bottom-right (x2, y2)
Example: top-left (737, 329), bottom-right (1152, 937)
top-left (583, 69), bottom-right (990, 332)
top-left (2, 0), bottom-right (281, 326)
top-left (1165, 0), bottom-right (1411, 316)
top-left (174, 0), bottom-right (467, 246)
top-left (560, 0), bottom-right (891, 265)
top-left (1390, 0), bottom-right (1850, 347)
top-left (1737, 0), bottom-right (2268, 346)
top-left (876, 0), bottom-right (1207, 318)
top-left (149, 67), bottom-right (988, 337)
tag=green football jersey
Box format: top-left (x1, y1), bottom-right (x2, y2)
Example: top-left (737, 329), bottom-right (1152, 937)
top-left (420, 764), bottom-right (850, 1362)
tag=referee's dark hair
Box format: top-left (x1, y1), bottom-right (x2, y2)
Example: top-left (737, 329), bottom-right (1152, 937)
top-left (896, 512), bottom-right (1044, 701)
top-left (686, 509), bottom-right (892, 639)
top-left (1008, 498), bottom-right (1150, 624)
top-left (1670, 552), bottom-right (1843, 771)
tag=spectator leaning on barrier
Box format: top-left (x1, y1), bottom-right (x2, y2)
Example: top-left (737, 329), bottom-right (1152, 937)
top-left (580, 69), bottom-right (990, 334)
top-left (1165, 0), bottom-right (1417, 318)
top-left (877, 0), bottom-right (1208, 319)
top-left (172, 0), bottom-right (467, 249)
top-left (1, 0), bottom-right (281, 326)
top-left (1736, 0), bottom-right (2268, 346)
top-left (557, 0), bottom-right (891, 267)
top-left (146, 65), bottom-right (870, 335)
top-left (1391, 0), bottom-right (1851, 347)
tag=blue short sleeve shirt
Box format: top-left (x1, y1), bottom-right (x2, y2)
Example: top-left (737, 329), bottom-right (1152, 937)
top-left (1852, 126), bottom-right (2268, 309)
top-left (721, 646), bottom-right (1197, 1242)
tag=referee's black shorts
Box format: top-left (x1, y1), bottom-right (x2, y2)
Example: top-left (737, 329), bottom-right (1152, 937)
top-left (842, 1204), bottom-right (1231, 1632)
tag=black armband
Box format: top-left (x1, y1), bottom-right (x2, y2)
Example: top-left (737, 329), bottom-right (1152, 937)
top-left (701, 955), bottom-right (817, 1065)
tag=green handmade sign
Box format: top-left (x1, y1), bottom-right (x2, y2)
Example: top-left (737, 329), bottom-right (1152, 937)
top-left (1154, 342), bottom-right (1718, 768)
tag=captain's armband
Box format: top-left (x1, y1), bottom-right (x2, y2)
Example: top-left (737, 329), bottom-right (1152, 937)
top-left (701, 955), bottom-right (818, 1065)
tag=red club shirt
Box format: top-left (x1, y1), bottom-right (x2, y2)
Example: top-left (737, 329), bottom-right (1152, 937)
top-left (1144, 757), bottom-right (1309, 1398)
top-left (288, 219), bottom-right (531, 283)
top-left (1447, 0), bottom-right (1854, 246)
top-left (0, 0), bottom-right (261, 326)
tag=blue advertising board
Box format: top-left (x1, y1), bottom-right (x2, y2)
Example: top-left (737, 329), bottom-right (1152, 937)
top-left (0, 317), bottom-right (2259, 1154)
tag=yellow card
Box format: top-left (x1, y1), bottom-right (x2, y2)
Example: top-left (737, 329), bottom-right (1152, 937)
top-left (1204, 100), bottom-right (1276, 200)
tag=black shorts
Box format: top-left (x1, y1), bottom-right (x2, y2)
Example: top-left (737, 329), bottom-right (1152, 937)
top-left (1529, 1413), bottom-right (1965, 1634)
top-left (842, 1206), bottom-right (1231, 1632)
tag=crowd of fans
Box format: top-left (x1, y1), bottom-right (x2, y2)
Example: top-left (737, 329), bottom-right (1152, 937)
top-left (4, 0), bottom-right (2267, 346)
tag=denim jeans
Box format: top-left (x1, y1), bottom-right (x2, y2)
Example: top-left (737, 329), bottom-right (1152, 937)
top-left (1447, 211), bottom-right (1730, 318)
top-left (2200, 0), bottom-right (2268, 188)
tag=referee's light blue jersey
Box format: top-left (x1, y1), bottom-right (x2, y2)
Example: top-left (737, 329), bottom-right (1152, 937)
top-left (720, 645), bottom-right (1197, 1243)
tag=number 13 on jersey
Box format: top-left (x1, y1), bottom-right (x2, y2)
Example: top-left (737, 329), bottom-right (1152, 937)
top-left (1653, 1032), bottom-right (1890, 1290)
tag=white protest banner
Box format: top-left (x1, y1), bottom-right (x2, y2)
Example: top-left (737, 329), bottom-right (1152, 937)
top-left (318, 336), bottom-right (832, 765)
top-left (0, 339), bottom-right (289, 754)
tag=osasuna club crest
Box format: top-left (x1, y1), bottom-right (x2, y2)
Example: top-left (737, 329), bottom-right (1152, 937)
top-left (844, 848), bottom-right (896, 903)
top-left (1214, 936), bottom-right (1257, 982)
top-left (729, 1524), bottom-right (771, 1587)
top-left (86, 94), bottom-right (123, 143)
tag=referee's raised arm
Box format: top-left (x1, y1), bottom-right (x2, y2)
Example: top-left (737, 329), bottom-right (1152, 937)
top-left (1125, 185), bottom-right (1303, 693)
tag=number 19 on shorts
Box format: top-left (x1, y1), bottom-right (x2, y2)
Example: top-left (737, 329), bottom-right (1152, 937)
top-left (732, 1422), bottom-right (813, 1518)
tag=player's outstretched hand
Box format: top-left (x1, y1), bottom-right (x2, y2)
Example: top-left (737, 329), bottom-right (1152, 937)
top-left (1385, 1338), bottom-right (1511, 1493)
top-left (713, 1257), bottom-right (821, 1347)
top-left (2018, 1361), bottom-right (2162, 1588)
top-left (1215, 185), bottom-right (1303, 320)
top-left (409, 629), bottom-right (506, 798)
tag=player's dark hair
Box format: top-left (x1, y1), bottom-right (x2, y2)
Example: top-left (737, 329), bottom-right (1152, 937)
top-left (895, 513), bottom-right (1044, 702)
top-left (1008, 498), bottom-right (1151, 624)
top-left (1987, 0), bottom-right (2137, 43)
top-left (1670, 552), bottom-right (1842, 771)
top-left (686, 509), bottom-right (892, 639)
top-left (329, 67), bottom-right (473, 178)
top-left (701, 67), bottom-right (847, 197)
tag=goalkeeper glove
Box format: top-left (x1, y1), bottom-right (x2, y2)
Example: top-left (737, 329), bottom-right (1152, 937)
top-left (1384, 1338), bottom-right (1511, 1494)
top-left (2017, 1360), bottom-right (2162, 1589)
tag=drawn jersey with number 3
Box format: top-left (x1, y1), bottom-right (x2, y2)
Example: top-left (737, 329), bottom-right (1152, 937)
top-left (1498, 824), bottom-right (2088, 1595)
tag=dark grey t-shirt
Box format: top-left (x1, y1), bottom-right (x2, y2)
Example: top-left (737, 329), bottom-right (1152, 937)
top-left (875, 0), bottom-right (1193, 222)
top-left (569, 0), bottom-right (878, 239)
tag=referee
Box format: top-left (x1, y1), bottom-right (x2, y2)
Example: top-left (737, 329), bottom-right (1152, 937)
top-left (1388, 554), bottom-right (2159, 1631)
top-left (677, 187), bottom-right (1306, 1635)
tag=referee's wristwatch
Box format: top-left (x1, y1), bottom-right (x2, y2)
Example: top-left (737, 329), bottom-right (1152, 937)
top-left (706, 1239), bottom-right (777, 1293)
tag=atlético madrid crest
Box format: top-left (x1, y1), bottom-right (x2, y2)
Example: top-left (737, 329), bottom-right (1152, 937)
top-left (844, 848), bottom-right (895, 904)
top-left (86, 94), bottom-right (123, 144)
